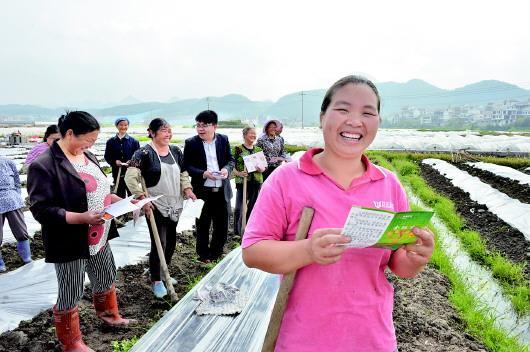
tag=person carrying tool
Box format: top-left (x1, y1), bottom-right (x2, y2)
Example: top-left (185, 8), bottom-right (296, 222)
top-left (27, 111), bottom-right (138, 352)
top-left (232, 126), bottom-right (265, 237)
top-left (104, 117), bottom-right (140, 199)
top-left (125, 118), bottom-right (196, 298)
top-left (242, 76), bottom-right (435, 352)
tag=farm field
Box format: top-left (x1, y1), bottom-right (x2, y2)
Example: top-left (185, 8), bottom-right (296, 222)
top-left (0, 134), bottom-right (529, 351)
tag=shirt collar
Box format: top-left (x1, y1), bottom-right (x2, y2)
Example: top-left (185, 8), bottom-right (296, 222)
top-left (116, 133), bottom-right (130, 139)
top-left (298, 147), bottom-right (386, 181)
top-left (202, 135), bottom-right (217, 145)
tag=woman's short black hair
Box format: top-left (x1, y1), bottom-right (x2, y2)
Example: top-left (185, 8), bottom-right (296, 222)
top-left (147, 118), bottom-right (170, 138)
top-left (195, 110), bottom-right (218, 124)
top-left (57, 111), bottom-right (100, 137)
top-left (320, 75), bottom-right (381, 115)
top-left (43, 124), bottom-right (59, 142)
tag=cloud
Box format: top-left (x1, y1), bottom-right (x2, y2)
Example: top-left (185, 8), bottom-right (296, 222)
top-left (0, 0), bottom-right (528, 107)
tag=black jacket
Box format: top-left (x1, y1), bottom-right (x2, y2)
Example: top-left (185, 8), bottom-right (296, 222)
top-left (183, 134), bottom-right (234, 202)
top-left (27, 141), bottom-right (119, 263)
top-left (104, 134), bottom-right (140, 180)
top-left (129, 144), bottom-right (184, 188)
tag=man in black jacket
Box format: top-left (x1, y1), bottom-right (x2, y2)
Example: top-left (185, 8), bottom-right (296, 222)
top-left (104, 117), bottom-right (140, 198)
top-left (184, 110), bottom-right (234, 262)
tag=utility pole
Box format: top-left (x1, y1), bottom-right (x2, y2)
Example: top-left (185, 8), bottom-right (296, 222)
top-left (301, 91), bottom-right (305, 129)
top-left (206, 97), bottom-right (210, 110)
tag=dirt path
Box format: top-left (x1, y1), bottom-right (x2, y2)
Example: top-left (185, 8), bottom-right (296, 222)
top-left (391, 267), bottom-right (486, 351)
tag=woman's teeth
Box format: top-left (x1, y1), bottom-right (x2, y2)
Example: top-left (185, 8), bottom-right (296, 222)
top-left (340, 132), bottom-right (362, 141)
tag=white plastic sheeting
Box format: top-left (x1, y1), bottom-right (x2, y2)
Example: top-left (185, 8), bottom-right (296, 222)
top-left (130, 247), bottom-right (279, 352)
top-left (0, 217), bottom-right (152, 333)
top-left (423, 159), bottom-right (530, 240)
top-left (2, 211), bottom-right (41, 244)
top-left (4, 127), bottom-right (530, 153)
top-left (406, 189), bottom-right (530, 345)
top-left (467, 162), bottom-right (530, 185)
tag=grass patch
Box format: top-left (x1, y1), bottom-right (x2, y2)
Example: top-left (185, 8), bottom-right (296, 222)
top-left (112, 336), bottom-right (139, 352)
top-left (415, 209), bottom-right (526, 351)
top-left (369, 151), bottom-right (529, 315)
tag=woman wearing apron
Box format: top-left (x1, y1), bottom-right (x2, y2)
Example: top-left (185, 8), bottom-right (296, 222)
top-left (125, 118), bottom-right (196, 298)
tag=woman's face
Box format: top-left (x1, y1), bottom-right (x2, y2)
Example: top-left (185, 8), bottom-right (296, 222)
top-left (46, 133), bottom-right (60, 146)
top-left (152, 125), bottom-right (172, 146)
top-left (244, 128), bottom-right (257, 144)
top-left (266, 123), bottom-right (277, 136)
top-left (320, 83), bottom-right (380, 159)
top-left (67, 130), bottom-right (99, 155)
top-left (116, 121), bottom-right (129, 135)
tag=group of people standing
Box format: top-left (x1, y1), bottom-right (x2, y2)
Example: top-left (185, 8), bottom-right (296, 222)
top-left (5, 75), bottom-right (435, 352)
top-left (11, 108), bottom-right (285, 351)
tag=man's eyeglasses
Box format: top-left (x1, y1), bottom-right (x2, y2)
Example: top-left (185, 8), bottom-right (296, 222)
top-left (194, 123), bottom-right (213, 129)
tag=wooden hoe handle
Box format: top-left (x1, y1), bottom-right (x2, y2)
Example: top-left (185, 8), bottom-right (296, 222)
top-left (261, 206), bottom-right (315, 352)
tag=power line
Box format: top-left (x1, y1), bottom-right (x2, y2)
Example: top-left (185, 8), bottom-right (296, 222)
top-left (301, 91), bottom-right (305, 129)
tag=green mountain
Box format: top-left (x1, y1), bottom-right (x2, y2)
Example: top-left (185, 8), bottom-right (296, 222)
top-left (1, 80), bottom-right (529, 126)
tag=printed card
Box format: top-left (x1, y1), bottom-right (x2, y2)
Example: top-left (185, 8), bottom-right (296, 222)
top-left (243, 151), bottom-right (267, 173)
top-left (341, 206), bottom-right (434, 249)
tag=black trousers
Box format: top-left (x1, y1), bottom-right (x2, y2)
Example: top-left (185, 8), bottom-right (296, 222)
top-left (146, 207), bottom-right (178, 281)
top-left (195, 189), bottom-right (229, 261)
top-left (262, 165), bottom-right (278, 181)
top-left (233, 182), bottom-right (261, 236)
top-left (112, 167), bottom-right (131, 199)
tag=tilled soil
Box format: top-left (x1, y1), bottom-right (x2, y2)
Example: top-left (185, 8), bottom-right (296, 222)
top-left (0, 231), bottom-right (46, 273)
top-left (390, 267), bottom-right (486, 351)
top-left (420, 163), bottom-right (530, 278)
top-left (0, 229), bottom-right (238, 352)
top-left (453, 162), bottom-right (530, 205)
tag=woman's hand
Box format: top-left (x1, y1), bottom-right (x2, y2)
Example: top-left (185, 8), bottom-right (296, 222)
top-left (134, 195), bottom-right (153, 216)
top-left (402, 227), bottom-right (435, 266)
top-left (234, 170), bottom-right (248, 177)
top-left (82, 210), bottom-right (106, 225)
top-left (305, 228), bottom-right (351, 265)
top-left (184, 188), bottom-right (197, 201)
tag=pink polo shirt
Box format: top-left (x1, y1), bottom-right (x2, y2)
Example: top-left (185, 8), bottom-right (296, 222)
top-left (243, 148), bottom-right (409, 352)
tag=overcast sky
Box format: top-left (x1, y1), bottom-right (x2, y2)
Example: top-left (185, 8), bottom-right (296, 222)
top-left (1, 0), bottom-right (529, 107)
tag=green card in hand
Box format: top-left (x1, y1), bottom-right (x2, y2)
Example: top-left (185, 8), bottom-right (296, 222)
top-left (341, 207), bottom-right (434, 250)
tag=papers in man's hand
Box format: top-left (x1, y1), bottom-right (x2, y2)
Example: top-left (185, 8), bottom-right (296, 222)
top-left (176, 199), bottom-right (205, 232)
top-left (341, 206), bottom-right (433, 249)
top-left (243, 151), bottom-right (267, 172)
top-left (211, 171), bottom-right (227, 180)
top-left (104, 195), bottom-right (163, 219)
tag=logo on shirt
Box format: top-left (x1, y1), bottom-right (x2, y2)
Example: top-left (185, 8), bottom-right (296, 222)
top-left (373, 200), bottom-right (394, 210)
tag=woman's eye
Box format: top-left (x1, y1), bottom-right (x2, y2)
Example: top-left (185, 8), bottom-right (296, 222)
top-left (363, 112), bottom-right (376, 117)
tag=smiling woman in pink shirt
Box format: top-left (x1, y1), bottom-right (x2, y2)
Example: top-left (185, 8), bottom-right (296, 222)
top-left (242, 75), bottom-right (435, 352)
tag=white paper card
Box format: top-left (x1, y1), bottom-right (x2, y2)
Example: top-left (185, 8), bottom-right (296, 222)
top-left (341, 207), bottom-right (394, 248)
top-left (176, 199), bottom-right (205, 232)
top-left (243, 151), bottom-right (267, 173)
top-left (104, 195), bottom-right (163, 219)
